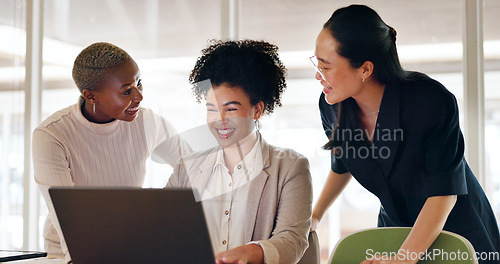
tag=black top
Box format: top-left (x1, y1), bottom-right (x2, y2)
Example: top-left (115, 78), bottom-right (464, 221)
top-left (319, 77), bottom-right (500, 262)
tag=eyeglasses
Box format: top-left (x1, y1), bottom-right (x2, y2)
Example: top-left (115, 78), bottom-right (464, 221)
top-left (309, 55), bottom-right (327, 80)
top-left (309, 55), bottom-right (349, 81)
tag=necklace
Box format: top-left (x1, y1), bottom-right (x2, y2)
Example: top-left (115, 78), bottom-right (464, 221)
top-left (360, 110), bottom-right (379, 115)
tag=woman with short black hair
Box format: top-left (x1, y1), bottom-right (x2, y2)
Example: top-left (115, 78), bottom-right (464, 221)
top-left (34, 42), bottom-right (191, 262)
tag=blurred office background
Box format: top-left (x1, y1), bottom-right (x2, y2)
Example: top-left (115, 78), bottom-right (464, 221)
top-left (0, 0), bottom-right (499, 263)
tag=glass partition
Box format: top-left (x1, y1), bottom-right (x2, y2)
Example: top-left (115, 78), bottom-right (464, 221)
top-left (484, 0), bottom-right (500, 220)
top-left (0, 0), bottom-right (26, 250)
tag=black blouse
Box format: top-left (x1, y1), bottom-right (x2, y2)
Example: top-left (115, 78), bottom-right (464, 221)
top-left (319, 77), bottom-right (500, 262)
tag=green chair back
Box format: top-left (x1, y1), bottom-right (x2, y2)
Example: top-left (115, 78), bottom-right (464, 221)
top-left (328, 227), bottom-right (477, 264)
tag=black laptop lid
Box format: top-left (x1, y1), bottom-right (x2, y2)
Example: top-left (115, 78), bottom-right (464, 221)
top-left (49, 187), bottom-right (214, 264)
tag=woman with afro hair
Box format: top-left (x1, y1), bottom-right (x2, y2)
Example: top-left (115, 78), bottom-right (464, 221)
top-left (167, 40), bottom-right (313, 264)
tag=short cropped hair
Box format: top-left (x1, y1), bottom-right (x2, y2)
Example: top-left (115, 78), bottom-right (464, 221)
top-left (189, 40), bottom-right (287, 115)
top-left (72, 42), bottom-right (131, 93)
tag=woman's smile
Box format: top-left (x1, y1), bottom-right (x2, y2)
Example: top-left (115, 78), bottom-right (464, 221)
top-left (216, 127), bottom-right (236, 139)
top-left (125, 105), bottom-right (140, 116)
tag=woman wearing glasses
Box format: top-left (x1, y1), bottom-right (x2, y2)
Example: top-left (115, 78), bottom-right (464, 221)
top-left (311, 5), bottom-right (499, 264)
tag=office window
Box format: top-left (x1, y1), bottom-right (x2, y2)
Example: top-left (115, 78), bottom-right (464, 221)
top-left (484, 0), bottom-right (500, 219)
top-left (0, 0), bottom-right (26, 250)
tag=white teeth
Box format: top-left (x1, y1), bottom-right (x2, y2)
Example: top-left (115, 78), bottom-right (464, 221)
top-left (127, 107), bottom-right (139, 111)
top-left (217, 128), bottom-right (235, 135)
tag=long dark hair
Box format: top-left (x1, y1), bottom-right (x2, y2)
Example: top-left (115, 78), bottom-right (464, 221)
top-left (323, 4), bottom-right (426, 150)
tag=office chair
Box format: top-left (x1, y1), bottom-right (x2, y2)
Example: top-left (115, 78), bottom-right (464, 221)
top-left (297, 231), bottom-right (320, 264)
top-left (328, 227), bottom-right (478, 264)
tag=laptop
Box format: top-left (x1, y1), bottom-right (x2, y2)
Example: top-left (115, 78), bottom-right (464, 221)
top-left (49, 187), bottom-right (215, 264)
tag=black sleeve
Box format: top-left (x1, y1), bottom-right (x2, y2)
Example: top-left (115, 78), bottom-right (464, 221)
top-left (421, 84), bottom-right (468, 197)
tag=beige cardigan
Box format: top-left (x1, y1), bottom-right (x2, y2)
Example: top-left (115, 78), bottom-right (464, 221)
top-left (166, 137), bottom-right (312, 264)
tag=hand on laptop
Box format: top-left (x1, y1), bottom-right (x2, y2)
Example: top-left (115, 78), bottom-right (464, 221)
top-left (215, 244), bottom-right (264, 264)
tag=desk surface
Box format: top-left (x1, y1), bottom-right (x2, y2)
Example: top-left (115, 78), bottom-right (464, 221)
top-left (4, 258), bottom-right (65, 263)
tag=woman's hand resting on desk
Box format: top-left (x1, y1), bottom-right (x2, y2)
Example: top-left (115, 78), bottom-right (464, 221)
top-left (215, 244), bottom-right (264, 264)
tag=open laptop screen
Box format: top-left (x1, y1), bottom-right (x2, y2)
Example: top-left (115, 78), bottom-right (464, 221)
top-left (49, 187), bottom-right (214, 264)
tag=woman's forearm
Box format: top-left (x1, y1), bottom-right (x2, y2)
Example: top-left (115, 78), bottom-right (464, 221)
top-left (398, 195), bottom-right (457, 263)
top-left (312, 170), bottom-right (351, 220)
